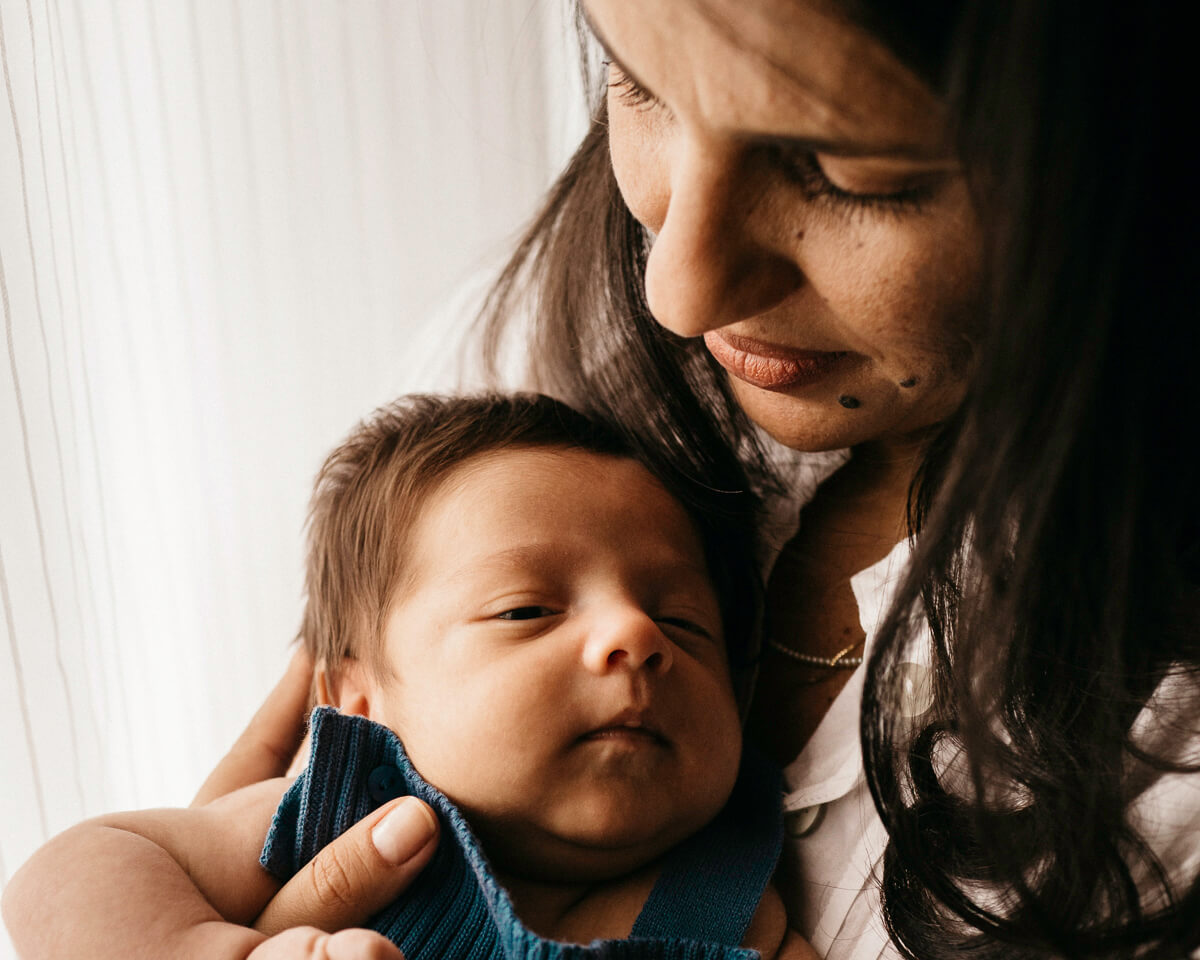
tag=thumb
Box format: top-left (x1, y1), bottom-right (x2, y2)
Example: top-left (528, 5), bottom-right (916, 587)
top-left (255, 796), bottom-right (439, 937)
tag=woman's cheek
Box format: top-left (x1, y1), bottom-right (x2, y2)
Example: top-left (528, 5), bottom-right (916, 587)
top-left (607, 102), bottom-right (670, 233)
top-left (806, 199), bottom-right (979, 357)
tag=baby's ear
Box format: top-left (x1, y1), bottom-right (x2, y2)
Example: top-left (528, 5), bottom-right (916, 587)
top-left (315, 657), bottom-right (375, 718)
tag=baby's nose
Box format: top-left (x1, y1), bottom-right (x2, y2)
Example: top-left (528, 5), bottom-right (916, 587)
top-left (582, 608), bottom-right (674, 675)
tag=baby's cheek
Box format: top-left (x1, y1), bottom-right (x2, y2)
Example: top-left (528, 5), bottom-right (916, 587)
top-left (404, 714), bottom-right (515, 812)
top-left (713, 711), bottom-right (746, 796)
top-left (679, 681), bottom-right (744, 820)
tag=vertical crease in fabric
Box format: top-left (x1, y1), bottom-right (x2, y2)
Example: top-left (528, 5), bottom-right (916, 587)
top-left (181, 0), bottom-right (226, 308)
top-left (0, 434), bottom-right (50, 845)
top-left (25, 0), bottom-right (100, 768)
top-left (227, 0), bottom-right (266, 314)
top-left (52, 0), bottom-right (139, 792)
top-left (44, 0), bottom-right (111, 765)
top-left (0, 1), bottom-right (87, 814)
top-left (142, 0), bottom-right (194, 321)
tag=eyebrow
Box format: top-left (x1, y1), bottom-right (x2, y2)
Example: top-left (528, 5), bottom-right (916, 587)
top-left (582, 7), bottom-right (660, 104)
top-left (443, 544), bottom-right (572, 584)
top-left (581, 5), bottom-right (953, 163)
top-left (750, 132), bottom-right (956, 163)
top-left (444, 542), bottom-right (714, 592)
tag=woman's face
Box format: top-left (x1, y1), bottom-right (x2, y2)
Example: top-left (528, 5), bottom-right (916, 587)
top-left (588, 0), bottom-right (981, 452)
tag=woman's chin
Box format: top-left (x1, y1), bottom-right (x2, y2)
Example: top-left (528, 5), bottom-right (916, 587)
top-left (728, 378), bottom-right (883, 452)
top-left (726, 370), bottom-right (964, 454)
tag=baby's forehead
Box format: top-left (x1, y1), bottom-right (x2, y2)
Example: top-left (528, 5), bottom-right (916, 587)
top-left (409, 445), bottom-right (714, 583)
top-left (428, 444), bottom-right (671, 511)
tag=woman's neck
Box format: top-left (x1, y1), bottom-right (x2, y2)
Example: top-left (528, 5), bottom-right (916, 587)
top-left (833, 433), bottom-right (929, 543)
top-left (745, 430), bottom-right (933, 765)
top-left (799, 433), bottom-right (928, 575)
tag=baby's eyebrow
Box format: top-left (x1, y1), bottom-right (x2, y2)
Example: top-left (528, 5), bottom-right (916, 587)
top-left (444, 543), bottom-right (713, 589)
top-left (442, 543), bottom-right (574, 584)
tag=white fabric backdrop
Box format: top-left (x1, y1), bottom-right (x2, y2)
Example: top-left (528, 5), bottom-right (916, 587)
top-left (0, 2), bottom-right (587, 951)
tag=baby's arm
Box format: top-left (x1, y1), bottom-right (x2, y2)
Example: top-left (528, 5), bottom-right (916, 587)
top-left (741, 884), bottom-right (821, 960)
top-left (3, 778), bottom-right (289, 959)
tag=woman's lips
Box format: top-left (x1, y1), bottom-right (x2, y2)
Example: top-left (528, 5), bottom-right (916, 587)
top-left (703, 331), bottom-right (849, 390)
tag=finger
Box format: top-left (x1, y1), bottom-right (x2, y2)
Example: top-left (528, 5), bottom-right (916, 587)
top-left (254, 796), bottom-right (439, 937)
top-left (194, 647), bottom-right (314, 806)
top-left (247, 926), bottom-right (405, 960)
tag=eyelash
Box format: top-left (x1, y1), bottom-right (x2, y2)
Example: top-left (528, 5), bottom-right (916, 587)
top-left (495, 606), bottom-right (713, 643)
top-left (604, 62), bottom-right (932, 215)
top-left (496, 606), bottom-right (556, 621)
top-left (604, 61), bottom-right (659, 111)
top-left (775, 151), bottom-right (933, 215)
top-left (656, 617), bottom-right (714, 642)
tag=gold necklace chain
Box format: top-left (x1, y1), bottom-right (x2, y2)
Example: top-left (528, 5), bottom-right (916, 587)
top-left (766, 636), bottom-right (864, 669)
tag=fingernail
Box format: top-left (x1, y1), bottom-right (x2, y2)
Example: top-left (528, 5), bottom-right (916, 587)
top-left (372, 798), bottom-right (436, 864)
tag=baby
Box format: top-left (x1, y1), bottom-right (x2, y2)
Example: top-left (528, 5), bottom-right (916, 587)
top-left (6, 393), bottom-right (810, 960)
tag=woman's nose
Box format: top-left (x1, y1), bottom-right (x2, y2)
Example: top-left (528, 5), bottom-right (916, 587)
top-left (643, 141), bottom-right (804, 338)
top-left (582, 608), bottom-right (674, 676)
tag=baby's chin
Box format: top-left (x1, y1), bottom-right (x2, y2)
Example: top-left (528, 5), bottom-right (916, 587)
top-left (467, 795), bottom-right (722, 886)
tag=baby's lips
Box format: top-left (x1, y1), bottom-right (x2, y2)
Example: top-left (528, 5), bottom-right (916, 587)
top-left (577, 707), bottom-right (670, 745)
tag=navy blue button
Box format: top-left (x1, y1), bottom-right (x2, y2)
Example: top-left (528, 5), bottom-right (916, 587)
top-left (367, 764), bottom-right (404, 803)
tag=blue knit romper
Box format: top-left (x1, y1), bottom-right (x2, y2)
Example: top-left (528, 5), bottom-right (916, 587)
top-left (262, 708), bottom-right (783, 960)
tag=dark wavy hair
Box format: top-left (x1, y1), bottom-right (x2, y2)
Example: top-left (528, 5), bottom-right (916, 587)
top-left (478, 1), bottom-right (1200, 957)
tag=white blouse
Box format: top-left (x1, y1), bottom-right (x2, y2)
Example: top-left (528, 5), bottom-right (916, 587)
top-left (760, 444), bottom-right (1200, 959)
top-left (759, 444), bottom-right (916, 959)
top-left (775, 537), bottom-right (918, 960)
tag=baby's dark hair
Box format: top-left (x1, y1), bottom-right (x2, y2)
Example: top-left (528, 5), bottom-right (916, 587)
top-left (301, 393), bottom-right (762, 696)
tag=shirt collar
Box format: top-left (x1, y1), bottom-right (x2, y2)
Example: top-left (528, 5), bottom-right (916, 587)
top-left (781, 537), bottom-right (915, 808)
top-left (758, 439), bottom-right (934, 806)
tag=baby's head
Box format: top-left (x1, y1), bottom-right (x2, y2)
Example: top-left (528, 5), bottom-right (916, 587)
top-left (302, 394), bottom-right (757, 882)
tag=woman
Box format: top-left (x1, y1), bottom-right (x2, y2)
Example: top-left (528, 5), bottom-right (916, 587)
top-left (477, 1), bottom-right (1199, 954)
top-left (7, 0), bottom-right (1197, 957)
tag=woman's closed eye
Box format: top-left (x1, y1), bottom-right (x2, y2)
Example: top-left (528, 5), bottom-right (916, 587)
top-left (605, 62), bottom-right (663, 113)
top-left (771, 148), bottom-right (943, 215)
top-left (605, 59), bottom-right (946, 216)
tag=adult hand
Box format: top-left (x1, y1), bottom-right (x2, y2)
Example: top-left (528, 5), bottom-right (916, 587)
top-left (193, 647), bottom-right (315, 806)
top-left (255, 794), bottom-right (439, 937)
top-left (195, 648), bottom-right (440, 943)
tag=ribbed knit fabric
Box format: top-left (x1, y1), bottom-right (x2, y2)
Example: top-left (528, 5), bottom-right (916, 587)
top-left (262, 708), bottom-right (783, 960)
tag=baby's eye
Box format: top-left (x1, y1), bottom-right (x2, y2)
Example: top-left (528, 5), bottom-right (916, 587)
top-left (655, 616), bottom-right (715, 642)
top-left (496, 606), bottom-right (557, 621)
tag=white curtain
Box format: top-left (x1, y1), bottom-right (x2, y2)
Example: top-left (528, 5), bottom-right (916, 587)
top-left (0, 2), bottom-right (587, 949)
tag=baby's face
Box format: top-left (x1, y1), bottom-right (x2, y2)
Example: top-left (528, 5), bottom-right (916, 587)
top-left (366, 447), bottom-right (743, 883)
